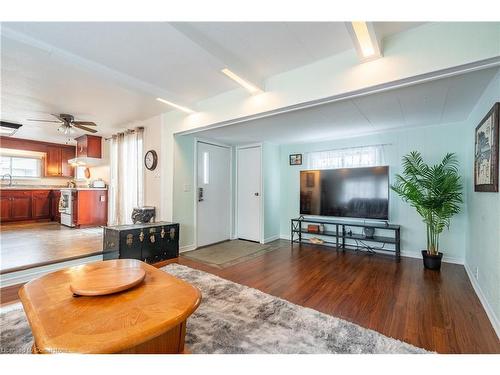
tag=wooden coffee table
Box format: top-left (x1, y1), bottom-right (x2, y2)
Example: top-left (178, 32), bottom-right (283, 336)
top-left (19, 259), bottom-right (201, 354)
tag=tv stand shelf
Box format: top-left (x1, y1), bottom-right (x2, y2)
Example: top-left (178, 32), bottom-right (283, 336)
top-left (291, 217), bottom-right (401, 261)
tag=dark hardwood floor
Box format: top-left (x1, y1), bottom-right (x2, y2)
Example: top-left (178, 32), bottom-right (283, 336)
top-left (1, 239), bottom-right (498, 353)
top-left (178, 240), bottom-right (500, 354)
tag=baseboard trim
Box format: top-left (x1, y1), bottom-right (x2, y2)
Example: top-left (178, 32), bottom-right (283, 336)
top-left (180, 244), bottom-right (196, 253)
top-left (400, 251), bottom-right (464, 265)
top-left (0, 254), bottom-right (104, 287)
top-left (263, 235), bottom-right (280, 244)
top-left (464, 263), bottom-right (500, 340)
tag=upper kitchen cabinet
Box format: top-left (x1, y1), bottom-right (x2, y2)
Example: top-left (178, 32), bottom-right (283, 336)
top-left (45, 145), bottom-right (75, 177)
top-left (0, 137), bottom-right (76, 178)
top-left (75, 135), bottom-right (102, 158)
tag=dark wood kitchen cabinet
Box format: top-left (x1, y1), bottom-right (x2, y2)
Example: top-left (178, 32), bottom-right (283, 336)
top-left (32, 190), bottom-right (51, 219)
top-left (61, 147), bottom-right (75, 177)
top-left (45, 146), bottom-right (62, 177)
top-left (1, 191), bottom-right (32, 221)
top-left (75, 190), bottom-right (107, 226)
top-left (1, 190), bottom-right (60, 222)
top-left (75, 135), bottom-right (102, 158)
top-left (45, 146), bottom-right (75, 177)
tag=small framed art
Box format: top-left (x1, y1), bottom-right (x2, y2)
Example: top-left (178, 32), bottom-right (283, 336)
top-left (289, 154), bottom-right (302, 166)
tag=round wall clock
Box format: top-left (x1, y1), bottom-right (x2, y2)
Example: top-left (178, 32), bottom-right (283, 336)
top-left (144, 150), bottom-right (158, 171)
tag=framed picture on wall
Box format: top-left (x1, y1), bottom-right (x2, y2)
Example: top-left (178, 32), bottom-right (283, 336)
top-left (474, 102), bottom-right (499, 192)
top-left (289, 154), bottom-right (302, 165)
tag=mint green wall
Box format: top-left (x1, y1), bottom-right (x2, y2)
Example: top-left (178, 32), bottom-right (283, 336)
top-left (464, 69), bottom-right (500, 332)
top-left (279, 122), bottom-right (470, 263)
top-left (263, 143), bottom-right (281, 241)
top-left (172, 134), bottom-right (195, 248)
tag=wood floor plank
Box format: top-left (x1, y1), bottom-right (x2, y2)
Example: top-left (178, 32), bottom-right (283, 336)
top-left (178, 240), bottom-right (500, 354)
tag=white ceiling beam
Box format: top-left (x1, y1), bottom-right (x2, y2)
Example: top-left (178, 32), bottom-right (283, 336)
top-left (169, 22), bottom-right (265, 92)
top-left (345, 22), bottom-right (383, 62)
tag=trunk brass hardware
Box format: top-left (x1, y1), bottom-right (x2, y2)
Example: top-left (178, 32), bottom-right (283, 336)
top-left (160, 227), bottom-right (165, 238)
top-left (150, 235), bottom-right (155, 243)
top-left (139, 231), bottom-right (145, 242)
top-left (126, 234), bottom-right (133, 246)
top-left (169, 228), bottom-right (176, 239)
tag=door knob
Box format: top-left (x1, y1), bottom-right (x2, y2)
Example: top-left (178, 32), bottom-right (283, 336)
top-left (254, 192), bottom-right (259, 196)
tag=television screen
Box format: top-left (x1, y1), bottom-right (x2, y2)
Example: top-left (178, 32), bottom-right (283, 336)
top-left (300, 166), bottom-right (389, 220)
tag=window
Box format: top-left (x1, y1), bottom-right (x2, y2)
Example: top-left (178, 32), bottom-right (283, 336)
top-left (0, 156), bottom-right (42, 178)
top-left (305, 145), bottom-right (384, 170)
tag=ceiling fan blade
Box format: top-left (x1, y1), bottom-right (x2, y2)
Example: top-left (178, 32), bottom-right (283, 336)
top-left (51, 113), bottom-right (66, 122)
top-left (73, 124), bottom-right (98, 134)
top-left (72, 121), bottom-right (97, 126)
top-left (26, 119), bottom-right (62, 123)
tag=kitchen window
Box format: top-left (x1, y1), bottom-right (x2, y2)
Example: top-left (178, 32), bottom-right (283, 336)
top-left (0, 155), bottom-right (42, 178)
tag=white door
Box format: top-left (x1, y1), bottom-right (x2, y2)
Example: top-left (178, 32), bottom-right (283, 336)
top-left (237, 146), bottom-right (261, 242)
top-left (197, 141), bottom-right (231, 247)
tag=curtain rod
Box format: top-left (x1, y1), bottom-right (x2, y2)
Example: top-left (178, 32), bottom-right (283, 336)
top-left (104, 126), bottom-right (144, 141)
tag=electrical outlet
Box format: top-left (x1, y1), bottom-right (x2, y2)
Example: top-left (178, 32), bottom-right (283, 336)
top-left (475, 266), bottom-right (479, 280)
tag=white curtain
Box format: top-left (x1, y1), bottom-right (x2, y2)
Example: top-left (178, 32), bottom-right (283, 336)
top-left (109, 128), bottom-right (144, 225)
top-left (305, 145), bottom-right (385, 170)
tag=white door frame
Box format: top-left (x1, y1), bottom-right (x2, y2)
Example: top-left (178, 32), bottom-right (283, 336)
top-left (193, 137), bottom-right (234, 249)
top-left (235, 143), bottom-right (264, 244)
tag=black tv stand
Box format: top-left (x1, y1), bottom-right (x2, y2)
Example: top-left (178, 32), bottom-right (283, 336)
top-left (291, 217), bottom-right (401, 261)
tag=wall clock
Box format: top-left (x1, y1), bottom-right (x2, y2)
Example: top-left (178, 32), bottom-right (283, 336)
top-left (144, 150), bottom-right (158, 171)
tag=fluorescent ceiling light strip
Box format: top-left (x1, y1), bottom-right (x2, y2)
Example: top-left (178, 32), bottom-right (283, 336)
top-left (221, 68), bottom-right (263, 95)
top-left (156, 98), bottom-right (194, 114)
top-left (351, 22), bottom-right (375, 57)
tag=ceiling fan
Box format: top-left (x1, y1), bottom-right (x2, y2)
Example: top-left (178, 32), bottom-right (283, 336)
top-left (27, 113), bottom-right (98, 135)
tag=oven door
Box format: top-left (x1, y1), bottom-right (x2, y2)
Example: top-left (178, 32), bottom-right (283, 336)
top-left (59, 190), bottom-right (75, 227)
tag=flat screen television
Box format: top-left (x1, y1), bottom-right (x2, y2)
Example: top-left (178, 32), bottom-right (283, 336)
top-left (300, 166), bottom-right (389, 220)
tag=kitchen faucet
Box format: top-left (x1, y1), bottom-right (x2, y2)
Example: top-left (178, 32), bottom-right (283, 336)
top-left (1, 174), bottom-right (13, 186)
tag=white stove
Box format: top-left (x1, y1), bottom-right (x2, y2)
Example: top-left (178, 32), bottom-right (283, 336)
top-left (59, 188), bottom-right (75, 227)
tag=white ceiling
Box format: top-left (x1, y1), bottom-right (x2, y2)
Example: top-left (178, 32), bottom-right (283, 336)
top-left (189, 67), bottom-right (498, 145)
top-left (1, 22), bottom-right (426, 143)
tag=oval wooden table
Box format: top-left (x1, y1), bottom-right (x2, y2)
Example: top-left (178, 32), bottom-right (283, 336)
top-left (18, 259), bottom-right (201, 354)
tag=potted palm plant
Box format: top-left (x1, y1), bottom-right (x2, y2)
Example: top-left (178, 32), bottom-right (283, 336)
top-left (391, 151), bottom-right (463, 270)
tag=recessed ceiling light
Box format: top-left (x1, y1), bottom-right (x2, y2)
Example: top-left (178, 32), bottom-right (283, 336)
top-left (156, 98), bottom-right (194, 114)
top-left (346, 21), bottom-right (382, 61)
top-left (0, 121), bottom-right (22, 136)
top-left (221, 68), bottom-right (263, 95)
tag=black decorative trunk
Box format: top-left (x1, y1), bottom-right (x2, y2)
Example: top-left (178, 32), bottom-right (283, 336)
top-left (421, 250), bottom-right (443, 270)
top-left (103, 221), bottom-right (179, 264)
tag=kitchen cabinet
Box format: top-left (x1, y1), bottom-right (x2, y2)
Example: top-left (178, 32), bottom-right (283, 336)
top-left (32, 190), bottom-right (51, 219)
top-left (75, 190), bottom-right (107, 226)
top-left (45, 146), bottom-right (75, 177)
top-left (1, 191), bottom-right (32, 221)
top-left (45, 146), bottom-right (62, 177)
top-left (1, 195), bottom-right (11, 219)
top-left (0, 190), bottom-right (60, 222)
top-left (51, 190), bottom-right (61, 222)
top-left (75, 135), bottom-right (102, 158)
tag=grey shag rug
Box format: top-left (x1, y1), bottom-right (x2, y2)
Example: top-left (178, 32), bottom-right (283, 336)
top-left (1, 264), bottom-right (428, 354)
